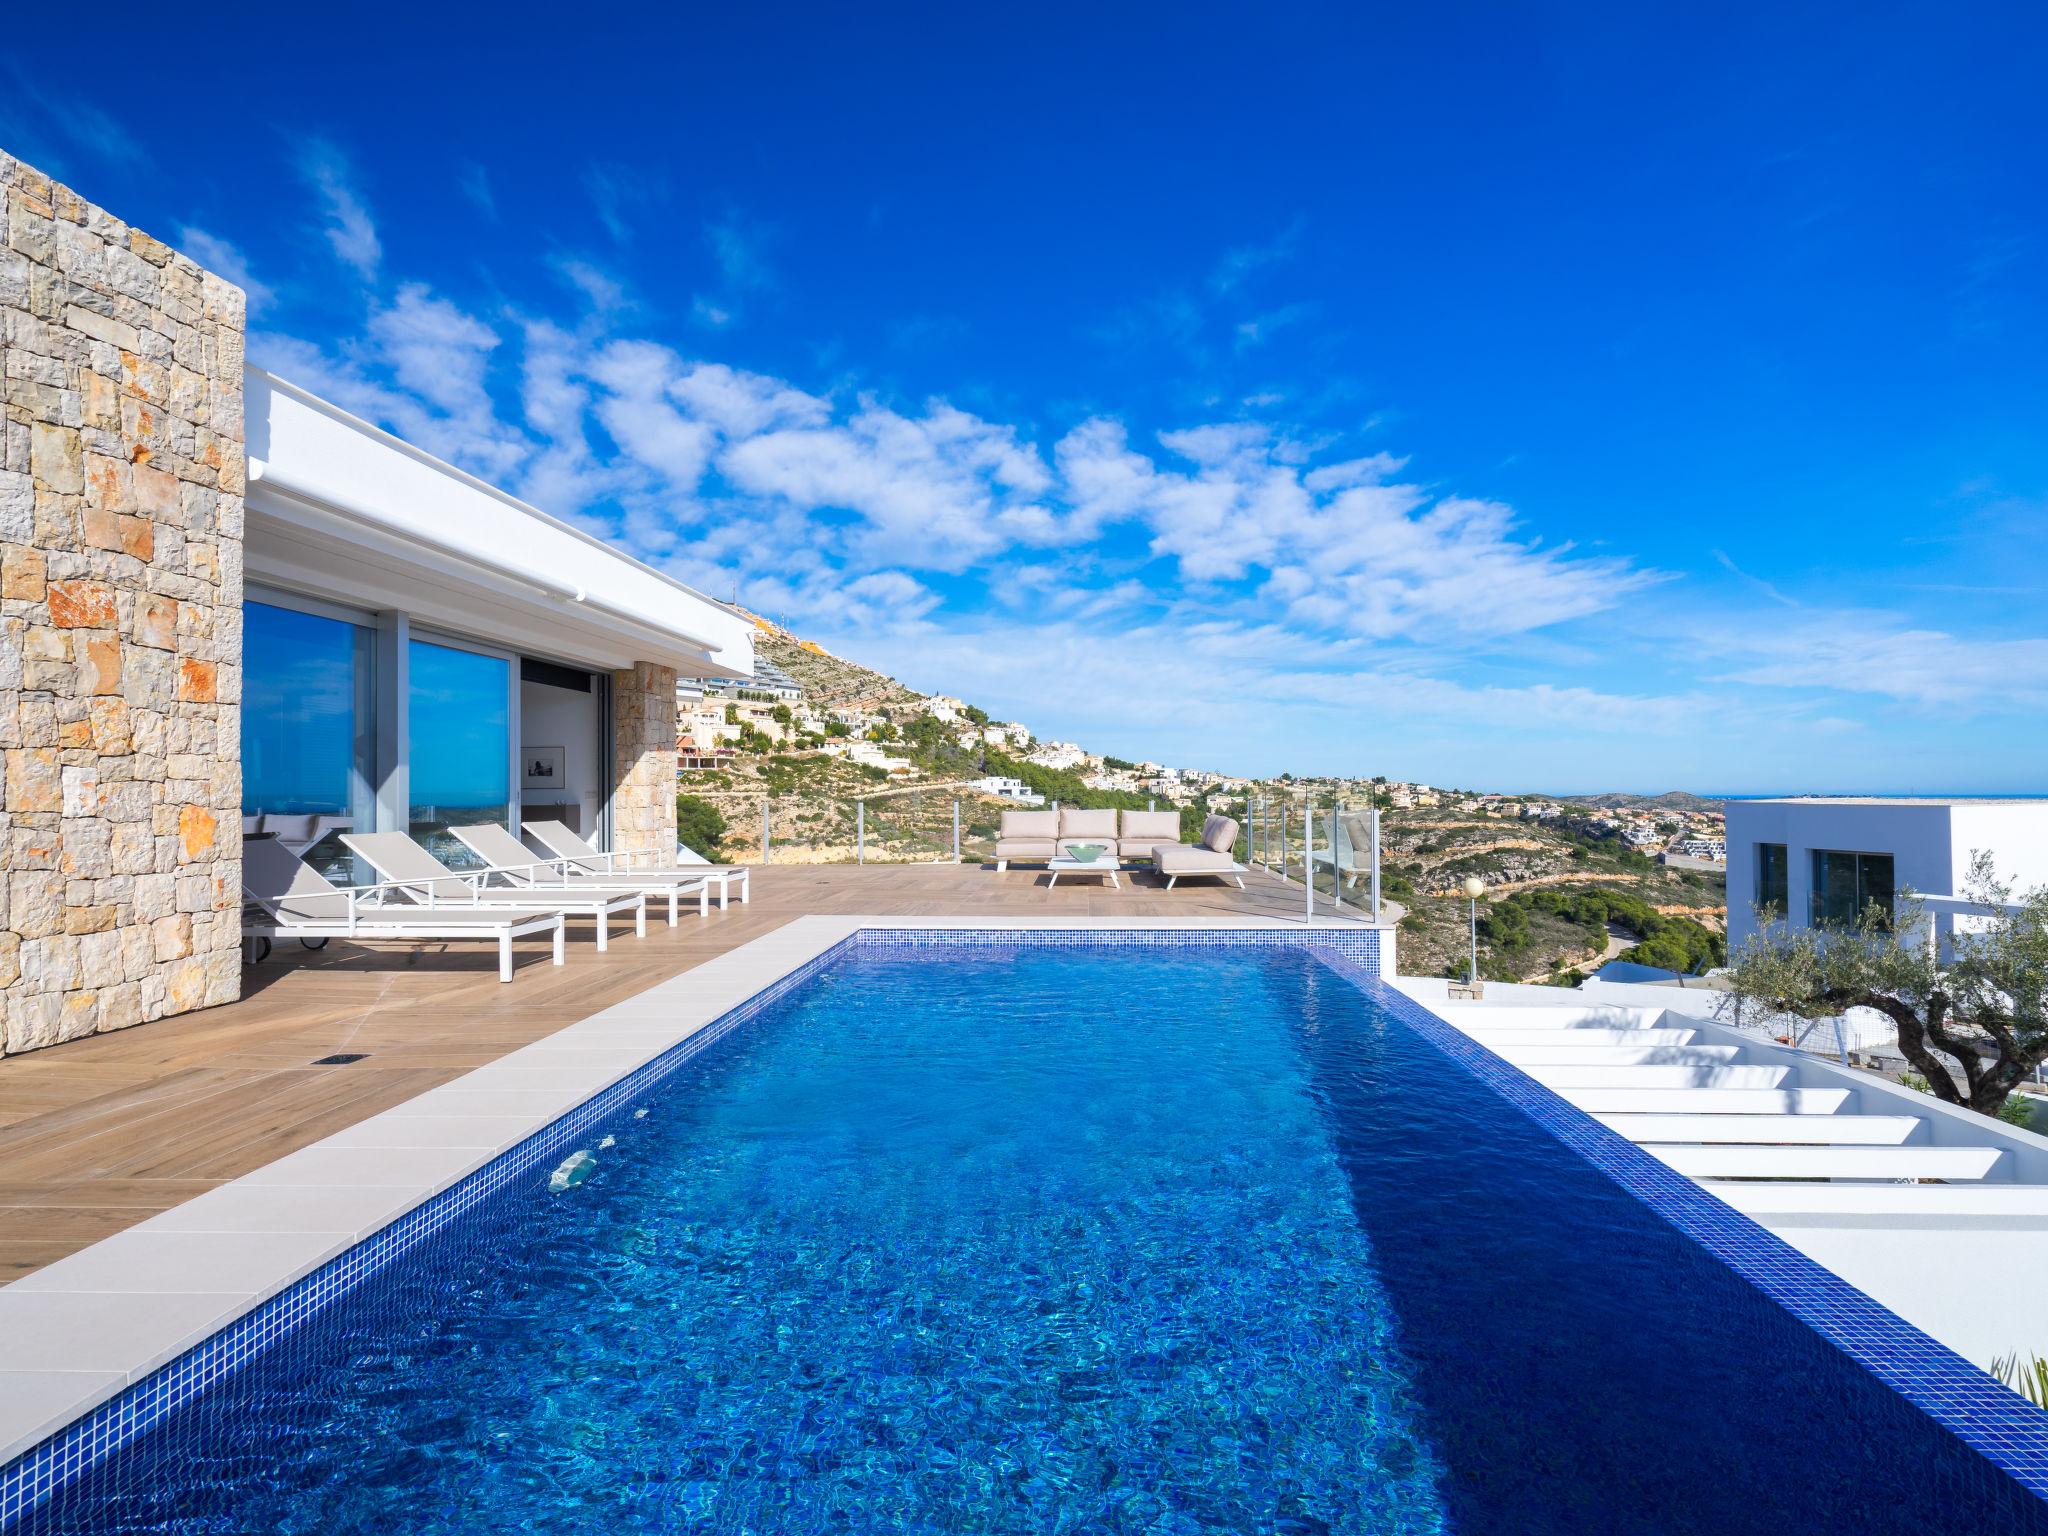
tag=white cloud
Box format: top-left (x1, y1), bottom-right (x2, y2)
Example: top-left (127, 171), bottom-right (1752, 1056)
top-left (298, 141), bottom-right (381, 281)
top-left (177, 226), bottom-right (276, 315)
top-left (1706, 618), bottom-right (2048, 707)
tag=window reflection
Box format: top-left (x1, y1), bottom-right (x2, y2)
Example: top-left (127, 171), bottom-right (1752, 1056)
top-left (1809, 849), bottom-right (1895, 929)
top-left (409, 639), bottom-right (511, 867)
top-left (1755, 843), bottom-right (1788, 918)
top-left (240, 600), bottom-right (374, 880)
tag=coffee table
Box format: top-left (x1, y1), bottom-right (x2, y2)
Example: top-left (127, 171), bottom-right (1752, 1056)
top-left (1047, 854), bottom-right (1122, 889)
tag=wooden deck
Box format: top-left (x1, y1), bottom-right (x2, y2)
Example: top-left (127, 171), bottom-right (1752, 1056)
top-left (0, 861), bottom-right (1345, 1282)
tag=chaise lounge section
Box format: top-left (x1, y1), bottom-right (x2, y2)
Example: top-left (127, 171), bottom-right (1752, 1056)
top-left (1153, 815), bottom-right (1245, 890)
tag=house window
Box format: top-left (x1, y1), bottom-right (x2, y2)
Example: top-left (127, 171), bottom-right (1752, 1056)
top-left (1810, 849), bottom-right (1895, 929)
top-left (408, 637), bottom-right (513, 866)
top-left (1755, 843), bottom-right (1788, 918)
top-left (240, 598), bottom-right (376, 880)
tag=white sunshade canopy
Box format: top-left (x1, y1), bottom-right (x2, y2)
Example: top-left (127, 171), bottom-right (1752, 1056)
top-left (242, 369), bottom-right (753, 680)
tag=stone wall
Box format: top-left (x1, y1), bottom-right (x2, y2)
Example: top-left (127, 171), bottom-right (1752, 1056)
top-left (610, 661), bottom-right (679, 859)
top-left (0, 151), bottom-right (245, 1054)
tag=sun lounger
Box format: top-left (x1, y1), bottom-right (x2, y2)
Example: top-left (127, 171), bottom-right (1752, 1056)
top-left (522, 820), bottom-right (749, 909)
top-left (449, 823), bottom-right (711, 924)
top-left (242, 836), bottom-right (565, 982)
top-left (341, 832), bottom-right (647, 950)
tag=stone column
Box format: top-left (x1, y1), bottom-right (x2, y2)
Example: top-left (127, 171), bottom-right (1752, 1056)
top-left (1, 150), bottom-right (245, 1055)
top-left (609, 661), bottom-right (678, 859)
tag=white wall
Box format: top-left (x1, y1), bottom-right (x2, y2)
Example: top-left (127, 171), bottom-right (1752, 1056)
top-left (1727, 801), bottom-right (1969, 949)
top-left (519, 678), bottom-right (602, 845)
top-left (1947, 803), bottom-right (2048, 895)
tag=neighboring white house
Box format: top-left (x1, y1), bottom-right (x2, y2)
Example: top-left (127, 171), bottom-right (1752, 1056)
top-left (1725, 798), bottom-right (2048, 950)
top-left (971, 776), bottom-right (1045, 806)
top-left (1026, 740), bottom-right (1092, 772)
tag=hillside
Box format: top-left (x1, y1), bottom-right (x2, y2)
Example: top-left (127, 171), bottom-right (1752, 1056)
top-left (1557, 790), bottom-right (1723, 813)
top-left (691, 622), bottom-right (1727, 979)
top-left (1373, 804), bottom-right (1726, 981)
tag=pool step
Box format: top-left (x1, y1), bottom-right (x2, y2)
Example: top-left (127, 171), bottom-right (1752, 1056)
top-left (1645, 1143), bottom-right (2004, 1182)
top-left (1559, 1087), bottom-right (1852, 1115)
top-left (1523, 1063), bottom-right (1792, 1089)
top-left (1594, 1113), bottom-right (1921, 1146)
top-left (1708, 1183), bottom-right (2048, 1218)
top-left (1487, 1043), bottom-right (1740, 1067)
top-left (1460, 1027), bottom-right (1699, 1048)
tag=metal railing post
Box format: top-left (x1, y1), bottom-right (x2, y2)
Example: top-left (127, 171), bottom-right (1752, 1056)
top-left (1369, 808), bottom-right (1382, 925)
top-left (952, 798), bottom-right (961, 863)
top-left (1304, 799), bottom-right (1314, 921)
top-left (1279, 799), bottom-right (1288, 882)
top-left (857, 799), bottom-right (865, 864)
top-left (762, 798), bottom-right (771, 865)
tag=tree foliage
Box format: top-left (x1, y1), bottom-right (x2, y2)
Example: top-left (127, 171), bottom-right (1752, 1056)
top-left (1725, 854), bottom-right (2048, 1116)
top-left (675, 793), bottom-right (728, 861)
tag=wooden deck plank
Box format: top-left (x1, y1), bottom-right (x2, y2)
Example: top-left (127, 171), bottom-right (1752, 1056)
top-left (0, 862), bottom-right (1351, 1280)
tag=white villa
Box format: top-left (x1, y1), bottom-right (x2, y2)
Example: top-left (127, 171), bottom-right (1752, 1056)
top-left (1726, 798), bottom-right (2048, 950)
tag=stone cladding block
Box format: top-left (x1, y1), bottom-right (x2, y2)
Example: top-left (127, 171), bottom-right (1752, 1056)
top-left (0, 149), bottom-right (244, 1054)
top-left (610, 661), bottom-right (680, 860)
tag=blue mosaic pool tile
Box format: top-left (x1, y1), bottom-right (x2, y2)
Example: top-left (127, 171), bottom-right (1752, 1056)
top-left (14, 925), bottom-right (2047, 1526)
top-left (1306, 953), bottom-right (2048, 1507)
top-left (0, 936), bottom-right (859, 1529)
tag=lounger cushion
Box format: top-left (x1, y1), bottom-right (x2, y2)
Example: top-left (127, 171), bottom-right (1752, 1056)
top-left (994, 839), bottom-right (1057, 858)
top-left (1155, 843), bottom-right (1238, 874)
top-left (1200, 814), bottom-right (1241, 854)
top-left (998, 809), bottom-right (1059, 840)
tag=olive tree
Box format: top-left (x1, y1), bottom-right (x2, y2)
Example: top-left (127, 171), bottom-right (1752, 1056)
top-left (1725, 854), bottom-right (2048, 1117)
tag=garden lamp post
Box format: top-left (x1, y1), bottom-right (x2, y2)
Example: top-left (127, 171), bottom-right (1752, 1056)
top-left (1463, 875), bottom-right (1487, 985)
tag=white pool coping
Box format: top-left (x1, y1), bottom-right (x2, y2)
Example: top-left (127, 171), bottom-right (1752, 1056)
top-left (0, 913), bottom-right (1377, 1467)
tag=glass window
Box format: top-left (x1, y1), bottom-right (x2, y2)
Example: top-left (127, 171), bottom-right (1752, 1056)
top-left (409, 638), bottom-right (512, 867)
top-left (240, 600), bottom-right (374, 880)
top-left (1755, 843), bottom-right (1788, 918)
top-left (1810, 849), bottom-right (1895, 929)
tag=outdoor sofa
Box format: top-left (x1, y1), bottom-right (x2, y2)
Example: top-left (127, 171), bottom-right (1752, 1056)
top-left (993, 808), bottom-right (1220, 871)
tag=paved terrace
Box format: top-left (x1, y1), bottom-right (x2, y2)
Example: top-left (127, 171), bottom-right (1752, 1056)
top-left (0, 862), bottom-right (1362, 1283)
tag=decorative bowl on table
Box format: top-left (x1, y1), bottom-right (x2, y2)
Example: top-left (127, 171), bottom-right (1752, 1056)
top-left (1064, 843), bottom-right (1107, 864)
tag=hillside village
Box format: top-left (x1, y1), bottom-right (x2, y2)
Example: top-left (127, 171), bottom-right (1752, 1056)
top-left (676, 614), bottom-right (1731, 981)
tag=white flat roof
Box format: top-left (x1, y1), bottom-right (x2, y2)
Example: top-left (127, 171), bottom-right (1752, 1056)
top-left (243, 369), bottom-right (753, 679)
top-left (1738, 797), bottom-right (2044, 807)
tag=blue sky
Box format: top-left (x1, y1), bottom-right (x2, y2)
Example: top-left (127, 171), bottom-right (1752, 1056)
top-left (10, 3), bottom-right (2047, 792)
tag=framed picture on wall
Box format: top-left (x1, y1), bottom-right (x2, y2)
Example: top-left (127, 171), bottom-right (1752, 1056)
top-left (522, 746), bottom-right (566, 788)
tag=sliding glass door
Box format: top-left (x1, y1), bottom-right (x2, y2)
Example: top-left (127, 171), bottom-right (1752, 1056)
top-left (408, 636), bottom-right (514, 867)
top-left (241, 597), bottom-right (376, 880)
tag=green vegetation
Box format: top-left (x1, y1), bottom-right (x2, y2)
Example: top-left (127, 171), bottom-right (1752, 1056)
top-left (1726, 854), bottom-right (2048, 1117)
top-left (1992, 1352), bottom-right (2048, 1409)
top-left (675, 792), bottom-right (728, 861)
top-left (1474, 886), bottom-right (1725, 980)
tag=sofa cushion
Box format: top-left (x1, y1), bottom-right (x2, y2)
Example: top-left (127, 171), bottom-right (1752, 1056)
top-left (1200, 814), bottom-right (1241, 854)
top-left (999, 809), bottom-right (1059, 839)
top-left (1156, 843), bottom-right (1236, 873)
top-left (994, 839), bottom-right (1057, 858)
top-left (1119, 810), bottom-right (1181, 847)
top-left (1058, 808), bottom-right (1118, 840)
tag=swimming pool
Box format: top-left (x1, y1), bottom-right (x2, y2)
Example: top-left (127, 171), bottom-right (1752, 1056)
top-left (8, 936), bottom-right (2048, 1532)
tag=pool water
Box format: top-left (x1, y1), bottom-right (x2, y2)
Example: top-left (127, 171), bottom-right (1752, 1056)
top-left (19, 946), bottom-right (2048, 1533)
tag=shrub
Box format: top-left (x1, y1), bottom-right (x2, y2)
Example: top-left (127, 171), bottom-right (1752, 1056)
top-left (675, 793), bottom-right (728, 861)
